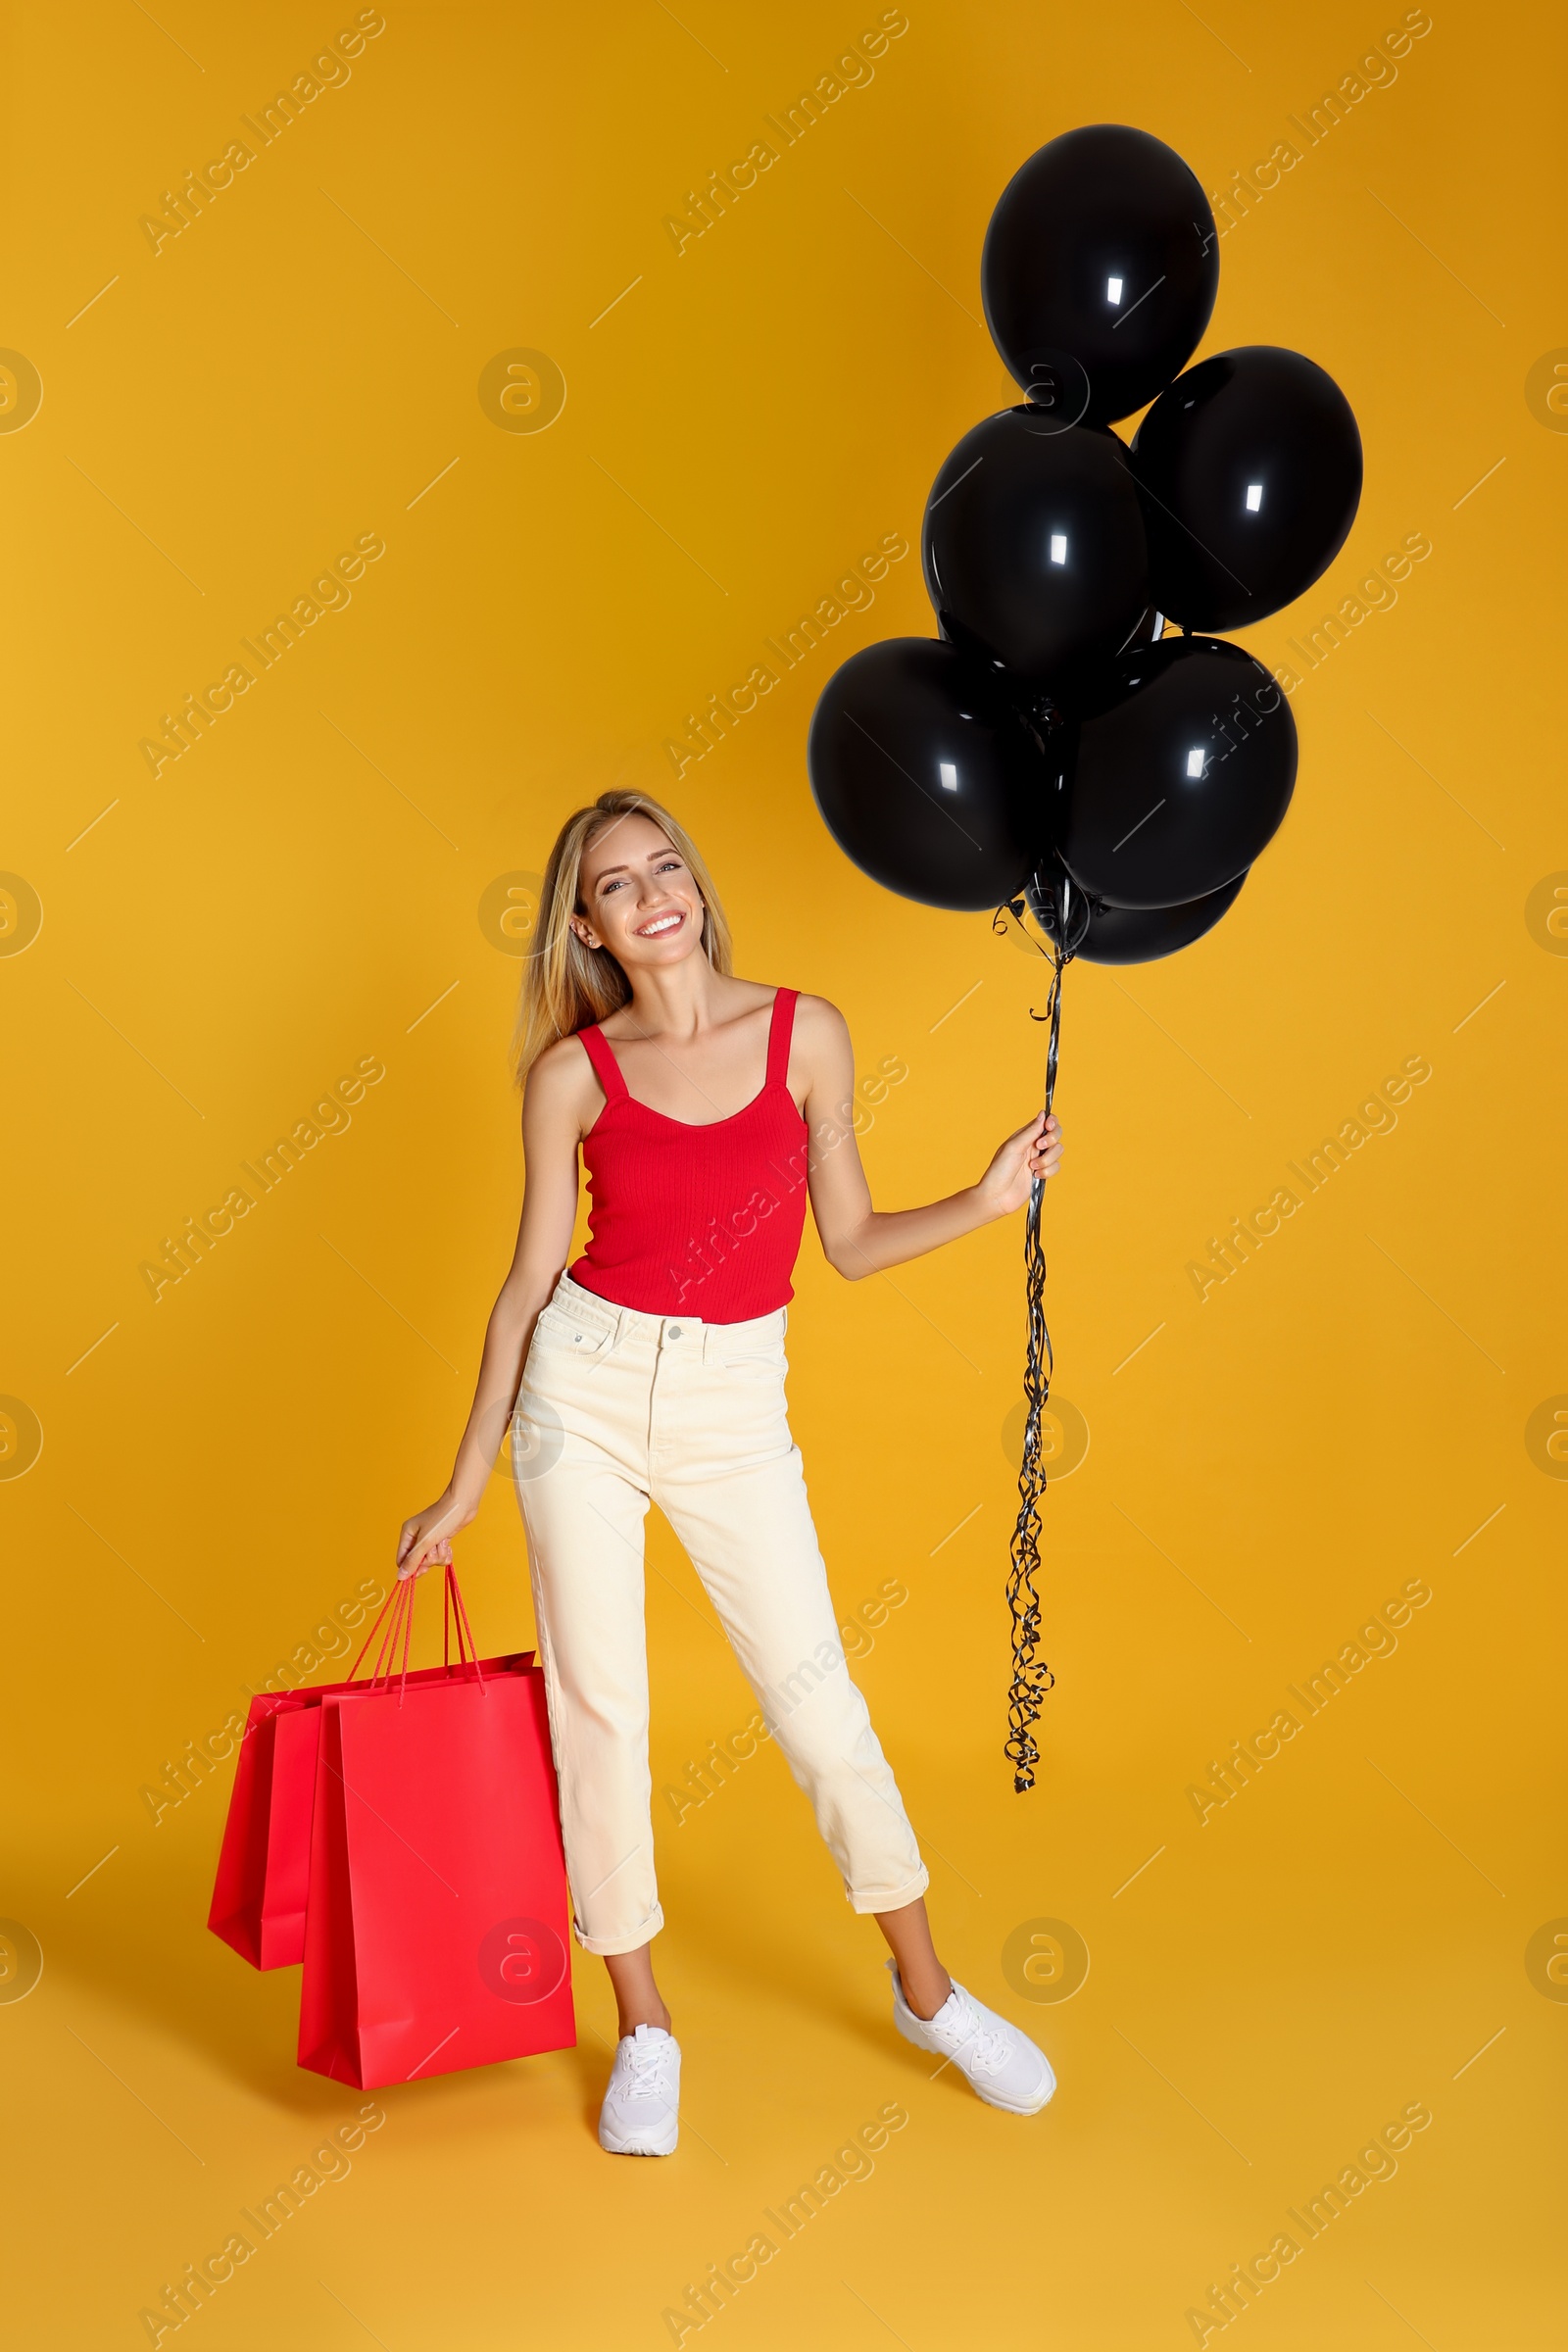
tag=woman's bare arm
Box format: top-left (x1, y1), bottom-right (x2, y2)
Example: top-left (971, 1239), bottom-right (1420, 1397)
top-left (395, 1040), bottom-right (592, 1576)
top-left (797, 996), bottom-right (1060, 1280)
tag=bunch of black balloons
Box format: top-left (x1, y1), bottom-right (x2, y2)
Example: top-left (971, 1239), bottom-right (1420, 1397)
top-left (808, 122), bottom-right (1362, 964)
top-left (808, 124), bottom-right (1362, 1793)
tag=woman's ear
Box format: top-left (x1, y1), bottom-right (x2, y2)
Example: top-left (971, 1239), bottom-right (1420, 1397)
top-left (569, 913), bottom-right (600, 952)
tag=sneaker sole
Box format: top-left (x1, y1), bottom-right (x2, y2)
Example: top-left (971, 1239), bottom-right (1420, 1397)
top-left (968, 2072), bottom-right (1056, 2117)
top-left (895, 2008), bottom-right (1055, 2115)
top-left (598, 2123), bottom-right (679, 2156)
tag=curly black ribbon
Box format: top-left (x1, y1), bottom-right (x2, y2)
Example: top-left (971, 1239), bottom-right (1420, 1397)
top-left (996, 868), bottom-right (1080, 1792)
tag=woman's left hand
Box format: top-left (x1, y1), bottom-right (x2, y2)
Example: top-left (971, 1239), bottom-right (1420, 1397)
top-left (975, 1111), bottom-right (1063, 1218)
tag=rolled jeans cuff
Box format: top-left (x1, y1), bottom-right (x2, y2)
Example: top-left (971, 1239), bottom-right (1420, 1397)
top-left (573, 1900), bottom-right (665, 1958)
top-left (849, 1864), bottom-right (929, 1917)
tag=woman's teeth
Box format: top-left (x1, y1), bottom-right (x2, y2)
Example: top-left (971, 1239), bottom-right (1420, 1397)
top-left (639, 913), bottom-right (682, 936)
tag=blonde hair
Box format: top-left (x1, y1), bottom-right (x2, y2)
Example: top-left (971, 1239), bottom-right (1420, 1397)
top-left (512, 790), bottom-right (733, 1084)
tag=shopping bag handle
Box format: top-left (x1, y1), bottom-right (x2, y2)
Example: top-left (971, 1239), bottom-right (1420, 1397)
top-left (346, 1565), bottom-right (487, 1703)
top-left (347, 1578), bottom-right (416, 1691)
top-left (442, 1563), bottom-right (486, 1688)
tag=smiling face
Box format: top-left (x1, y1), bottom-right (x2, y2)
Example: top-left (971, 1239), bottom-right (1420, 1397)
top-left (572, 809), bottom-right (708, 971)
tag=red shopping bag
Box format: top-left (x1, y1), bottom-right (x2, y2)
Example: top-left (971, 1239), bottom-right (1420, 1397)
top-left (297, 1574), bottom-right (575, 2090)
top-left (209, 1572), bottom-right (535, 1971)
top-left (208, 1690), bottom-right (322, 1968)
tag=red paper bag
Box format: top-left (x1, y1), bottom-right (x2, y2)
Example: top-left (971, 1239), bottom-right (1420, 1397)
top-left (208, 1690), bottom-right (321, 1969)
top-left (297, 1586), bottom-right (575, 2089)
top-left (209, 1572), bottom-right (534, 1973)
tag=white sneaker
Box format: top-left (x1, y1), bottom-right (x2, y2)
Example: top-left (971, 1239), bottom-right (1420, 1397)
top-left (889, 1961), bottom-right (1055, 2115)
top-left (598, 2023), bottom-right (680, 2156)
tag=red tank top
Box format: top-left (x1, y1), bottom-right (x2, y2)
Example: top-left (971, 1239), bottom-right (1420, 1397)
top-left (569, 989), bottom-right (809, 1322)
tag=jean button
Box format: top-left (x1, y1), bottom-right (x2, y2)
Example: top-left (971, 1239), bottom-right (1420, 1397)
top-left (669, 1324), bottom-right (683, 1340)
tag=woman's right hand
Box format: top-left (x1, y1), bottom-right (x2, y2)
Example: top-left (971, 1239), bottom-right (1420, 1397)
top-left (396, 1490), bottom-right (478, 1580)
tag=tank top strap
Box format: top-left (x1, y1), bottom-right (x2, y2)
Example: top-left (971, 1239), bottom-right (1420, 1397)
top-left (765, 988), bottom-right (800, 1088)
top-left (577, 1024), bottom-right (628, 1102)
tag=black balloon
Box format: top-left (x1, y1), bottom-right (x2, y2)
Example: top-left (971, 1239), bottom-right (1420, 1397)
top-left (1118, 602), bottom-right (1166, 654)
top-left (1130, 346), bottom-right (1362, 630)
top-left (1057, 636), bottom-right (1297, 908)
top-left (982, 124), bottom-right (1219, 426)
top-left (808, 639), bottom-right (1059, 911)
top-left (922, 410), bottom-right (1149, 681)
top-left (1025, 857), bottom-right (1247, 963)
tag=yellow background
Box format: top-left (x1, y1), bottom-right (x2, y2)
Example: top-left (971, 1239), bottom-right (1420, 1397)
top-left (4, 1), bottom-right (1564, 2343)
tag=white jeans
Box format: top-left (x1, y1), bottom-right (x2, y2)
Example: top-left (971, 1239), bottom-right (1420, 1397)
top-left (511, 1272), bottom-right (928, 1954)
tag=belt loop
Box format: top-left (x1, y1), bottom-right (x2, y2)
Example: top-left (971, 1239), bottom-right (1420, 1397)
top-left (703, 1320), bottom-right (721, 1364)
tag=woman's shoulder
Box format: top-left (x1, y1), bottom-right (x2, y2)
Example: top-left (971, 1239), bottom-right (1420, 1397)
top-left (784, 990), bottom-right (848, 1041)
top-left (526, 1028), bottom-right (601, 1099)
top-left (523, 1028), bottom-right (610, 1144)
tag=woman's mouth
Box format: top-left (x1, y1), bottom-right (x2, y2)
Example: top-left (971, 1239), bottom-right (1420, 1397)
top-left (634, 910), bottom-right (685, 939)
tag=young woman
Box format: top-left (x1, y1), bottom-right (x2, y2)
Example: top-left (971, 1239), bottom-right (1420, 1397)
top-left (397, 790), bottom-right (1064, 2155)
